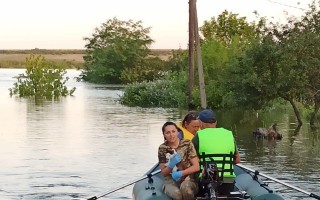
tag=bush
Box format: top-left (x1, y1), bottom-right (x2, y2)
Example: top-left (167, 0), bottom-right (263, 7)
top-left (119, 71), bottom-right (188, 108)
top-left (9, 55), bottom-right (75, 98)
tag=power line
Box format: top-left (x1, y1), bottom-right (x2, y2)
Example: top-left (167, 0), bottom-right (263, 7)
top-left (266, 0), bottom-right (307, 11)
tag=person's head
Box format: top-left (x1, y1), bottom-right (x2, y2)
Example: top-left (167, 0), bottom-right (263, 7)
top-left (162, 121), bottom-right (179, 143)
top-left (197, 109), bottom-right (217, 129)
top-left (182, 111), bottom-right (200, 135)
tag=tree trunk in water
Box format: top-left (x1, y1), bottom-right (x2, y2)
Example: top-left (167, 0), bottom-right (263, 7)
top-left (288, 98), bottom-right (303, 126)
top-left (310, 93), bottom-right (320, 126)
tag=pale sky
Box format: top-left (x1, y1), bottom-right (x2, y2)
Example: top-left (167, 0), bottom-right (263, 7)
top-left (0, 0), bottom-right (313, 50)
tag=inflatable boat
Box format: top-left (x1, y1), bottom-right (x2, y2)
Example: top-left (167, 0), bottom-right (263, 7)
top-left (132, 163), bottom-right (284, 200)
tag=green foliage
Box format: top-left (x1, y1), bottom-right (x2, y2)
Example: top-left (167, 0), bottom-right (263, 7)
top-left (120, 57), bottom-right (168, 84)
top-left (303, 106), bottom-right (320, 121)
top-left (9, 55), bottom-right (75, 98)
top-left (200, 10), bottom-right (258, 46)
top-left (119, 71), bottom-right (188, 108)
top-left (81, 17), bottom-right (153, 84)
top-left (227, 36), bottom-right (282, 108)
top-left (221, 0), bottom-right (320, 125)
top-left (197, 10), bottom-right (259, 109)
top-left (118, 3), bottom-right (320, 126)
top-left (194, 38), bottom-right (248, 109)
top-left (256, 0), bottom-right (320, 124)
top-left (166, 49), bottom-right (189, 72)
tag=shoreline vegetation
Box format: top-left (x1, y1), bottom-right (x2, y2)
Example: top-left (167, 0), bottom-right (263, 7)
top-left (0, 49), bottom-right (177, 69)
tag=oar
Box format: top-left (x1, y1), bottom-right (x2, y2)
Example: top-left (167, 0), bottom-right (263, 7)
top-left (237, 164), bottom-right (320, 200)
top-left (87, 169), bottom-right (161, 200)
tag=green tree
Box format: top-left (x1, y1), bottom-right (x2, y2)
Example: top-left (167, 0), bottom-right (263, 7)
top-left (200, 10), bottom-right (258, 46)
top-left (222, 1), bottom-right (320, 126)
top-left (280, 0), bottom-right (320, 126)
top-left (81, 17), bottom-right (153, 84)
top-left (258, 0), bottom-right (320, 125)
top-left (9, 55), bottom-right (75, 98)
top-left (225, 37), bottom-right (280, 109)
top-left (197, 10), bottom-right (260, 109)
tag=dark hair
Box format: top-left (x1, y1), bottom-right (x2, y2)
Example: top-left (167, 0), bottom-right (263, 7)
top-left (162, 121), bottom-right (178, 134)
top-left (182, 111), bottom-right (198, 127)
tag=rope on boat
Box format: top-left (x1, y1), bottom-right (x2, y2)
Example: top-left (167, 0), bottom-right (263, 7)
top-left (87, 169), bottom-right (161, 200)
top-left (237, 164), bottom-right (320, 200)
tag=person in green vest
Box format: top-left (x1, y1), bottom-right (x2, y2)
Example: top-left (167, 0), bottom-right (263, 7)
top-left (158, 121), bottom-right (200, 200)
top-left (191, 109), bottom-right (240, 195)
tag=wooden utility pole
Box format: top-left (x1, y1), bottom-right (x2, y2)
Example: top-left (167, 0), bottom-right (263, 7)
top-left (194, 1), bottom-right (207, 109)
top-left (188, 0), bottom-right (195, 110)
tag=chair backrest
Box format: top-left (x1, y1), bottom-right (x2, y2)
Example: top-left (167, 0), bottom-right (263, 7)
top-left (199, 152), bottom-right (235, 182)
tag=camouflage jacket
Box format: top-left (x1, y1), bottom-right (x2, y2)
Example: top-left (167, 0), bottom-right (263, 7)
top-left (158, 139), bottom-right (198, 181)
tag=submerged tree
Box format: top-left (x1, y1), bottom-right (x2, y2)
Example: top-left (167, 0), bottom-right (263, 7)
top-left (227, 0), bottom-right (320, 126)
top-left (9, 55), bottom-right (75, 98)
top-left (81, 17), bottom-right (154, 84)
top-left (269, 0), bottom-right (320, 126)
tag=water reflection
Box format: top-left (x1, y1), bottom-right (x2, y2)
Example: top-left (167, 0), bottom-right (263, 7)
top-left (0, 69), bottom-right (319, 199)
top-left (222, 109), bottom-right (320, 199)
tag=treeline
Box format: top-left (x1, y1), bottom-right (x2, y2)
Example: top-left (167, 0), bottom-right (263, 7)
top-left (77, 1), bottom-right (320, 126)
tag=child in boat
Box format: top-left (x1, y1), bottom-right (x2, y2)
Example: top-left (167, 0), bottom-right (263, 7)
top-left (158, 121), bottom-right (200, 200)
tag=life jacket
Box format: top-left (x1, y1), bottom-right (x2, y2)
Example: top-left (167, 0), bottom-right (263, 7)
top-left (176, 123), bottom-right (194, 140)
top-left (198, 128), bottom-right (236, 179)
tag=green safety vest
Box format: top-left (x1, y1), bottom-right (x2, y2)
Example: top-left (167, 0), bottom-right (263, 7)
top-left (198, 128), bottom-right (236, 178)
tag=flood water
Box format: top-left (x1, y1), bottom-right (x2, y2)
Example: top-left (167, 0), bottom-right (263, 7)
top-left (0, 68), bottom-right (319, 200)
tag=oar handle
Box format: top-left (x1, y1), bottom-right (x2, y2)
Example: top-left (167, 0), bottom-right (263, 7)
top-left (237, 164), bottom-right (320, 200)
top-left (310, 193), bottom-right (320, 200)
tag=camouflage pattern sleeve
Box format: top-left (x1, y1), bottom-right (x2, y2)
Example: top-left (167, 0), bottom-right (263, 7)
top-left (187, 140), bottom-right (198, 159)
top-left (158, 143), bottom-right (170, 164)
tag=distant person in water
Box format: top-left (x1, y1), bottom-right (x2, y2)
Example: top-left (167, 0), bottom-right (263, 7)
top-left (177, 111), bottom-right (200, 140)
top-left (158, 121), bottom-right (200, 200)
